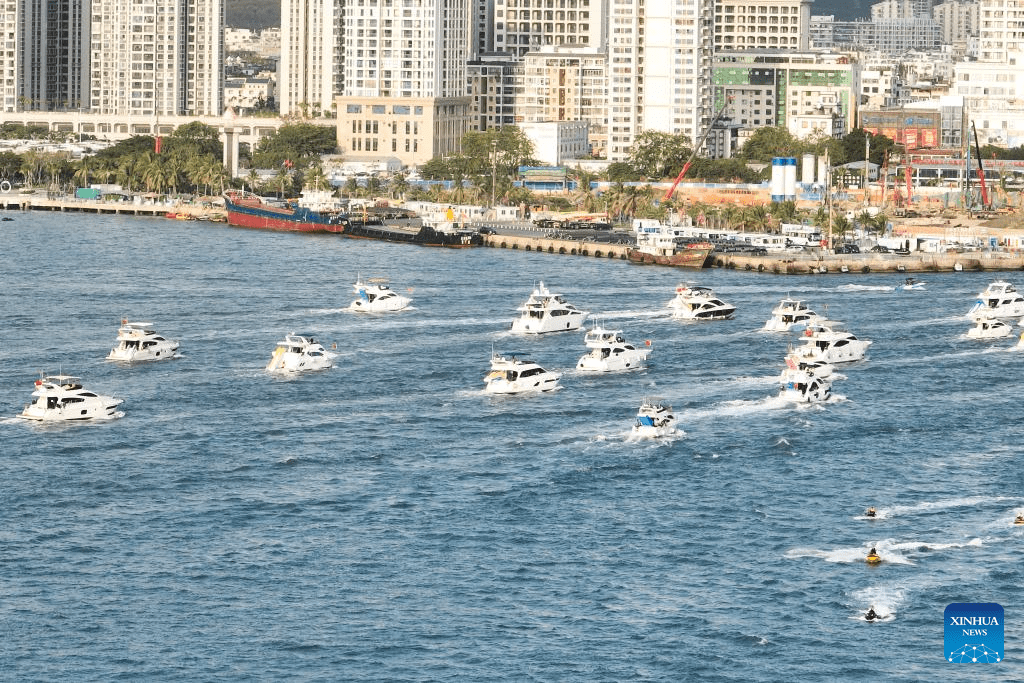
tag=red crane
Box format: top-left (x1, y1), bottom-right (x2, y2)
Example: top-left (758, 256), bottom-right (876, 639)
top-left (971, 121), bottom-right (990, 210)
top-left (663, 99), bottom-right (732, 202)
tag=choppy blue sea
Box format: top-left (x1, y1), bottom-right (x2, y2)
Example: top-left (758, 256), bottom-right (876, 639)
top-left (1, 212), bottom-right (1022, 681)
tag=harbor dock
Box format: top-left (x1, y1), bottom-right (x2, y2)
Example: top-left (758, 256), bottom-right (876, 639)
top-left (6, 193), bottom-right (1024, 273)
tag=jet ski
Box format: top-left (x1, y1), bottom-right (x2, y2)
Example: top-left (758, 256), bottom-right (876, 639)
top-left (1014, 514), bottom-right (1024, 525)
top-left (865, 507), bottom-right (877, 518)
top-left (865, 607), bottom-right (880, 622)
top-left (865, 548), bottom-right (882, 564)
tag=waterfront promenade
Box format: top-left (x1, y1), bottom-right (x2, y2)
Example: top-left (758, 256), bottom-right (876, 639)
top-left (6, 192), bottom-right (1024, 274)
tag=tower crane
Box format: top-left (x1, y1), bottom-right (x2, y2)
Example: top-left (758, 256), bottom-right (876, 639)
top-left (663, 98), bottom-right (732, 202)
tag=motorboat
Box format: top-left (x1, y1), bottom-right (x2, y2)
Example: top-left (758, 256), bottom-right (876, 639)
top-left (667, 284), bottom-right (736, 320)
top-left (966, 317), bottom-right (1013, 339)
top-left (266, 333), bottom-right (336, 373)
top-left (632, 399), bottom-right (679, 438)
top-left (106, 321), bottom-right (179, 362)
top-left (865, 547), bottom-right (882, 564)
top-left (576, 323), bottom-right (651, 372)
top-left (762, 298), bottom-right (823, 332)
top-left (967, 281), bottom-right (1024, 319)
top-left (791, 320), bottom-right (872, 364)
top-left (780, 351), bottom-right (836, 382)
top-left (778, 367), bottom-right (832, 403)
top-left (483, 353), bottom-right (561, 394)
top-left (899, 277), bottom-right (925, 291)
top-left (510, 281), bottom-right (588, 334)
top-left (19, 375), bottom-right (124, 422)
top-left (349, 277), bottom-right (412, 312)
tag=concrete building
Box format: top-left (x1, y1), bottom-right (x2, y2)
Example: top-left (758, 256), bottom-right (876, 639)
top-left (224, 78), bottom-right (275, 114)
top-left (520, 120), bottom-right (590, 165)
top-left (467, 56), bottom-right (523, 130)
top-left (977, 0), bottom-right (1024, 62)
top-left (334, 0), bottom-right (473, 166)
top-left (279, 0), bottom-right (343, 117)
top-left (714, 0), bottom-right (812, 52)
top-left (810, 14), bottom-right (941, 52)
top-left (492, 0), bottom-right (608, 58)
top-left (89, 0), bottom-right (224, 117)
top-left (225, 27), bottom-right (282, 58)
top-left (520, 47), bottom-right (608, 157)
top-left (607, 0), bottom-right (715, 162)
top-left (932, 1), bottom-right (980, 47)
top-left (12, 1), bottom-right (90, 112)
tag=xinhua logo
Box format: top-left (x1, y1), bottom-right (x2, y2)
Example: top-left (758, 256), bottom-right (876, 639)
top-left (945, 603), bottom-right (1003, 663)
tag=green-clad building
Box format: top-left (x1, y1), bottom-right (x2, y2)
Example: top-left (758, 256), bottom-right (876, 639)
top-left (713, 51), bottom-right (859, 146)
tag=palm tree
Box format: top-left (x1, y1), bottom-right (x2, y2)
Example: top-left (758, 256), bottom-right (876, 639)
top-left (72, 156), bottom-right (94, 188)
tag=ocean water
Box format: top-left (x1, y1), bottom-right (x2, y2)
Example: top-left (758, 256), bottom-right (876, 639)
top-left (1, 212), bottom-right (1021, 681)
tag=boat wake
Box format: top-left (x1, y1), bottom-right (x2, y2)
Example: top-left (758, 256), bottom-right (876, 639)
top-left (837, 284), bottom-right (895, 292)
top-left (787, 537), bottom-right (982, 565)
top-left (849, 586), bottom-right (905, 622)
top-left (861, 496), bottom-right (1013, 520)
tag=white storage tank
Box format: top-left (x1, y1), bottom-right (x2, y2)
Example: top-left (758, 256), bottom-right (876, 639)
top-left (771, 158), bottom-right (786, 202)
top-left (784, 157), bottom-right (797, 201)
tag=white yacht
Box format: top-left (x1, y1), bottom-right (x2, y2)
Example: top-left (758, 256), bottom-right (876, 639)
top-left (19, 375), bottom-right (124, 422)
top-left (779, 352), bottom-right (837, 381)
top-left (632, 399), bottom-right (679, 438)
top-left (510, 281), bottom-right (588, 334)
top-left (668, 284), bottom-right (736, 320)
top-left (966, 317), bottom-right (1013, 339)
top-left (762, 298), bottom-right (823, 332)
top-left (349, 277), bottom-right (412, 312)
top-left (483, 353), bottom-right (561, 394)
top-left (778, 367), bottom-right (832, 403)
top-left (967, 281), bottom-right (1024, 319)
top-left (266, 333), bottom-right (336, 373)
top-left (792, 320), bottom-right (872, 364)
top-left (106, 321), bottom-right (179, 362)
top-left (576, 323), bottom-right (651, 372)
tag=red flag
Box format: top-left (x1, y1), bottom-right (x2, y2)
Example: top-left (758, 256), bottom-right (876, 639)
top-left (155, 136), bottom-right (162, 154)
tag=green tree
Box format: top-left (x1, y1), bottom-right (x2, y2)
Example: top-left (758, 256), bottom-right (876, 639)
top-left (737, 127), bottom-right (805, 163)
top-left (252, 123), bottom-right (337, 169)
top-left (628, 131), bottom-right (691, 179)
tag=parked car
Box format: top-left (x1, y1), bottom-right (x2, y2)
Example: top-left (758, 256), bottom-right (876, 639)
top-left (869, 245), bottom-right (890, 253)
top-left (835, 244), bottom-right (861, 254)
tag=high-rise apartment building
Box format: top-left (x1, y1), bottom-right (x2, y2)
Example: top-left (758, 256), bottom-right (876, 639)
top-left (279, 0), bottom-right (343, 117)
top-left (714, 0), bottom-right (812, 52)
top-left (89, 0), bottom-right (224, 116)
top-left (15, 0), bottom-right (90, 111)
top-left (977, 0), bottom-right (1024, 62)
top-left (493, 0), bottom-right (608, 58)
top-left (335, 0), bottom-right (473, 165)
top-left (932, 0), bottom-right (979, 46)
top-left (607, 0), bottom-right (714, 161)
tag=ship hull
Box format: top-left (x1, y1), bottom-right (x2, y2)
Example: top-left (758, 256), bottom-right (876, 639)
top-left (344, 220), bottom-right (483, 248)
top-left (223, 192), bottom-right (346, 234)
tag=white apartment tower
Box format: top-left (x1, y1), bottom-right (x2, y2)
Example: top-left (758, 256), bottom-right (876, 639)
top-left (493, 0), bottom-right (608, 57)
top-left (607, 0), bottom-right (714, 162)
top-left (715, 0), bottom-right (812, 52)
top-left (89, 0), bottom-right (224, 116)
top-left (279, 0), bottom-right (343, 116)
top-left (335, 0), bottom-right (473, 166)
top-left (978, 0), bottom-right (1024, 62)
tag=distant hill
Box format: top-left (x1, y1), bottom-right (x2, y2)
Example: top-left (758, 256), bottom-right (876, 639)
top-left (226, 0), bottom-right (279, 30)
top-left (223, 0), bottom-right (870, 32)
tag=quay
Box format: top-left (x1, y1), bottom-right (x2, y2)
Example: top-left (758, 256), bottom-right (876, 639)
top-left (481, 230), bottom-right (1024, 273)
top-left (7, 194), bottom-right (1024, 273)
top-left (0, 193), bottom-right (223, 219)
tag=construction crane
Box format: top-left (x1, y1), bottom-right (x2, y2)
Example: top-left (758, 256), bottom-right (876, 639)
top-left (663, 98), bottom-right (731, 202)
top-left (971, 121), bottom-right (991, 211)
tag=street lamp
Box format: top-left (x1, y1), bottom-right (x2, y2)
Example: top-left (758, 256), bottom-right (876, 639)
top-left (490, 140), bottom-right (498, 209)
